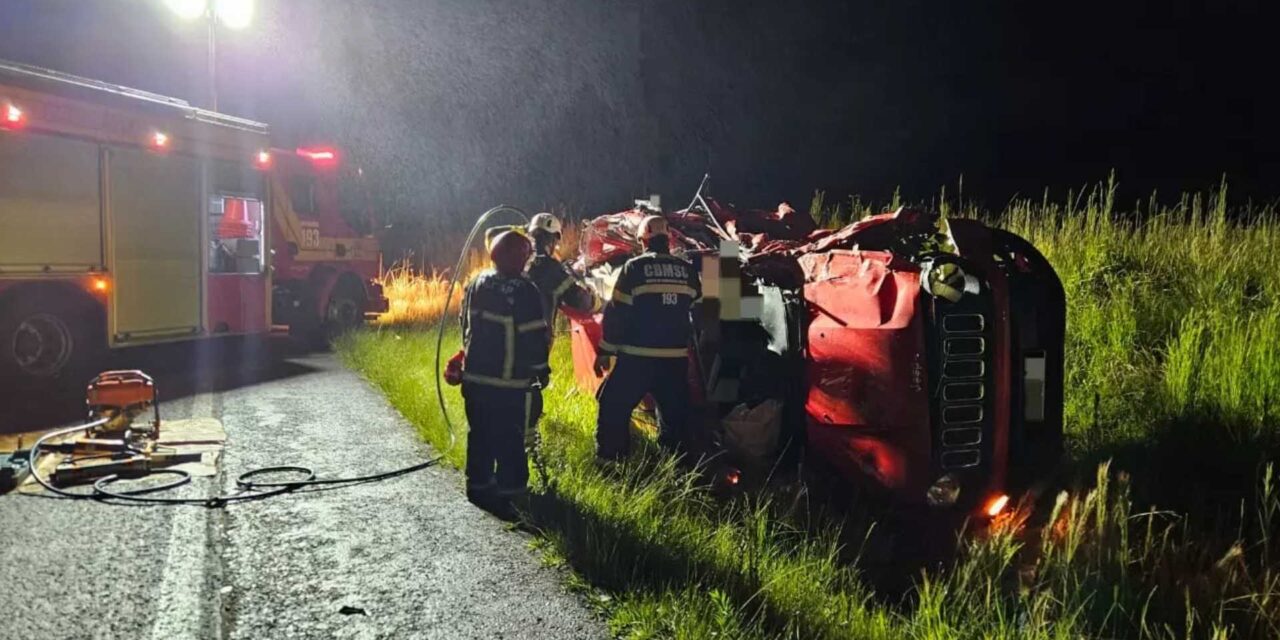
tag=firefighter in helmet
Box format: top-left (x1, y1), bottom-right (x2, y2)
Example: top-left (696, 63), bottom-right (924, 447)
top-left (525, 212), bottom-right (598, 339)
top-left (594, 215), bottom-right (701, 462)
top-left (457, 228), bottom-right (550, 511)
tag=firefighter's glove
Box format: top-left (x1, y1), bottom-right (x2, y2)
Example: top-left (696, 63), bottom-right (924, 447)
top-left (593, 354), bottom-right (614, 377)
top-left (444, 350), bottom-right (465, 386)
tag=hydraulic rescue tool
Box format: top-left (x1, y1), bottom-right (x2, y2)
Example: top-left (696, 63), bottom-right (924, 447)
top-left (28, 370), bottom-right (199, 487)
top-left (23, 366), bottom-right (442, 505)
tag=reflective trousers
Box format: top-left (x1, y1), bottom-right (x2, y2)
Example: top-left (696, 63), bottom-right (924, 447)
top-left (596, 355), bottom-right (690, 459)
top-left (462, 383), bottom-right (542, 495)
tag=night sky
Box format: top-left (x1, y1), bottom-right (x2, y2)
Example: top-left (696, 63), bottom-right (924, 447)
top-left (1, 0), bottom-right (1275, 229)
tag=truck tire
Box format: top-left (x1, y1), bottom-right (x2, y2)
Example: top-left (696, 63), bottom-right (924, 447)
top-left (288, 277), bottom-right (366, 350)
top-left (323, 278), bottom-right (366, 343)
top-left (0, 292), bottom-right (104, 388)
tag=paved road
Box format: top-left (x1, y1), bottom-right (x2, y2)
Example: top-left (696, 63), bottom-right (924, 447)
top-left (0, 342), bottom-right (605, 639)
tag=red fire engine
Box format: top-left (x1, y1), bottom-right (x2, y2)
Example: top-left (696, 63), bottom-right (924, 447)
top-left (0, 60), bottom-right (386, 385)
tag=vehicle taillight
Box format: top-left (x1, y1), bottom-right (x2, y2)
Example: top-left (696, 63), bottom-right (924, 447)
top-left (3, 103), bottom-right (25, 129)
top-left (984, 493), bottom-right (1010, 517)
top-left (254, 150), bottom-right (272, 170)
top-left (151, 131), bottom-right (170, 150)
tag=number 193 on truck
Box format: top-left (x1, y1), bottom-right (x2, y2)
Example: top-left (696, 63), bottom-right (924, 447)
top-left (0, 60), bottom-right (387, 385)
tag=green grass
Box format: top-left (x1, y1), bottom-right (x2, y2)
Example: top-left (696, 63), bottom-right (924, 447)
top-left (341, 178), bottom-right (1280, 639)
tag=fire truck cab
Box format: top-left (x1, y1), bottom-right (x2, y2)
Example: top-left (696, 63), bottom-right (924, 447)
top-left (0, 60), bottom-right (385, 385)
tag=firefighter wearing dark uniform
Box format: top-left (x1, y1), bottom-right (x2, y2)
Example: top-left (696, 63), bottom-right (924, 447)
top-left (459, 229), bottom-right (550, 506)
top-left (524, 212), bottom-right (597, 337)
top-left (594, 215), bottom-right (701, 461)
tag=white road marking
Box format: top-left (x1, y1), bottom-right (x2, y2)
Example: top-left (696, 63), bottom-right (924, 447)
top-left (149, 390), bottom-right (215, 640)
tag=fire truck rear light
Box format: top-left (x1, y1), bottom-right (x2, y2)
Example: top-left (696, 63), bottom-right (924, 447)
top-left (254, 150), bottom-right (272, 169)
top-left (152, 131), bottom-right (170, 149)
top-left (984, 494), bottom-right (1010, 517)
top-left (296, 146), bottom-right (337, 163)
top-left (3, 103), bottom-right (24, 127)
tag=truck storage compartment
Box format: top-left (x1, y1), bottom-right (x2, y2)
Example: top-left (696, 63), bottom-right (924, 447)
top-left (0, 132), bottom-right (102, 272)
top-left (107, 147), bottom-right (202, 343)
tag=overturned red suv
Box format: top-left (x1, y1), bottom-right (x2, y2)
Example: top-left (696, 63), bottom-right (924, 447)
top-left (565, 192), bottom-right (1064, 516)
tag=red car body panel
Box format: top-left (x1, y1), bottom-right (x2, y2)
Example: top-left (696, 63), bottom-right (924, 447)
top-left (800, 250), bottom-right (933, 499)
top-left (568, 309), bottom-right (607, 396)
top-left (946, 218), bottom-right (1020, 496)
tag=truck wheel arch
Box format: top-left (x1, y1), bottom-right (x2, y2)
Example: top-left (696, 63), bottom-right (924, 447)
top-left (310, 268), bottom-right (369, 318)
top-left (0, 281), bottom-right (106, 383)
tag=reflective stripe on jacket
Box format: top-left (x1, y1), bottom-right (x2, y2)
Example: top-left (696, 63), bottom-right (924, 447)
top-left (526, 253), bottom-right (597, 328)
top-left (600, 251), bottom-right (701, 358)
top-left (460, 270), bottom-right (550, 387)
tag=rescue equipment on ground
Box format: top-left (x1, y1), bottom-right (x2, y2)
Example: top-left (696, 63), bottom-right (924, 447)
top-left (13, 369), bottom-right (441, 505)
top-left (721, 399), bottom-right (782, 467)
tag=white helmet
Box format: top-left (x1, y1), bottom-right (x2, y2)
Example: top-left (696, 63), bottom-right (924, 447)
top-left (638, 215), bottom-right (669, 242)
top-left (528, 212), bottom-right (562, 237)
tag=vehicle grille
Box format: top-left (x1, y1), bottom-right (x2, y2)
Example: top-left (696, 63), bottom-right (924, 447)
top-left (936, 311), bottom-right (991, 470)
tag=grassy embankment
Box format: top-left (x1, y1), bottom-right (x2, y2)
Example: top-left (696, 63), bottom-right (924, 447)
top-left (341, 180), bottom-right (1280, 639)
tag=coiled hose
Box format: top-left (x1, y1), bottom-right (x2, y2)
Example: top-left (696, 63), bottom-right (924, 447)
top-left (434, 205), bottom-right (529, 452)
top-left (23, 205), bottom-right (531, 506)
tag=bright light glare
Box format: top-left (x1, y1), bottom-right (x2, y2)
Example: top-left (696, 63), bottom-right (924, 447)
top-left (297, 147), bottom-right (337, 163)
top-left (92, 277), bottom-right (110, 293)
top-left (214, 0), bottom-right (254, 29)
top-left (4, 103), bottom-right (23, 124)
top-left (984, 494), bottom-right (1010, 517)
top-left (164, 0), bottom-right (207, 21)
top-left (254, 149), bottom-right (272, 168)
top-left (152, 131), bottom-right (170, 148)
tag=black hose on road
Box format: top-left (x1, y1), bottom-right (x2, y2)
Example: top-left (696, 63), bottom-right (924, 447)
top-left (28, 419), bottom-right (443, 507)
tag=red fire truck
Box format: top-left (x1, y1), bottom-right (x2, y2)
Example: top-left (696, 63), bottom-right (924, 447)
top-left (0, 60), bottom-right (386, 385)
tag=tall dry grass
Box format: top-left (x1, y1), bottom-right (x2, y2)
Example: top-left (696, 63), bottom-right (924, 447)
top-left (376, 255), bottom-right (486, 326)
top-left (376, 220), bottom-right (582, 325)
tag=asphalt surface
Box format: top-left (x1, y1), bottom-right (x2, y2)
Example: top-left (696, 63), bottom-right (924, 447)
top-left (0, 339), bottom-right (605, 639)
